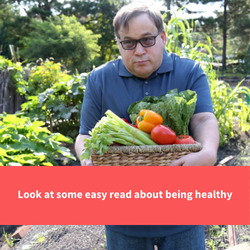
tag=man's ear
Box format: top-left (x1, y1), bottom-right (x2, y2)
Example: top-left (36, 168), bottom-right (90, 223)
top-left (161, 30), bottom-right (167, 46)
top-left (116, 37), bottom-right (123, 52)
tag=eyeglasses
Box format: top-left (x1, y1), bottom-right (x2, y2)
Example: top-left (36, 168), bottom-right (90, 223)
top-left (118, 31), bottom-right (162, 50)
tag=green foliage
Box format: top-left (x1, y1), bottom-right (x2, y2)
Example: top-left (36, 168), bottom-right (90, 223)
top-left (164, 12), bottom-right (214, 67)
top-left (0, 113), bottom-right (75, 166)
top-left (0, 55), bottom-right (23, 71)
top-left (1, 15), bottom-right (32, 57)
top-left (226, 0), bottom-right (250, 55)
top-left (10, 0), bottom-right (58, 21)
top-left (3, 227), bottom-right (15, 247)
top-left (0, 27), bottom-right (16, 59)
top-left (244, 44), bottom-right (250, 74)
top-left (163, 13), bottom-right (250, 146)
top-left (20, 15), bottom-right (101, 73)
top-left (171, 0), bottom-right (250, 69)
top-left (164, 12), bottom-right (193, 54)
top-left (210, 78), bottom-right (250, 146)
top-left (0, 0), bottom-right (26, 58)
top-left (206, 225), bottom-right (228, 250)
top-left (0, 55), bottom-right (13, 69)
top-left (2, 0), bottom-right (125, 68)
top-left (19, 73), bottom-right (87, 138)
top-left (0, 0), bottom-right (19, 58)
top-left (0, 56), bottom-right (27, 90)
top-left (61, 0), bottom-right (126, 67)
top-left (16, 59), bottom-right (71, 98)
top-left (1, 57), bottom-right (86, 139)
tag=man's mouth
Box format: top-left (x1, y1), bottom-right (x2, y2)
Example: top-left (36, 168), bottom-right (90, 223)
top-left (135, 60), bottom-right (148, 65)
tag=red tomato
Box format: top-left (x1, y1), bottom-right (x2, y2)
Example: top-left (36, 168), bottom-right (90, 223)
top-left (174, 135), bottom-right (195, 144)
top-left (130, 124), bottom-right (138, 128)
top-left (150, 125), bottom-right (176, 145)
top-left (121, 118), bottom-right (129, 123)
top-left (121, 118), bottom-right (138, 128)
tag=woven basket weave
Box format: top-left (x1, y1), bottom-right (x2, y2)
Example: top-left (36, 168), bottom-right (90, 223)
top-left (91, 142), bottom-right (202, 166)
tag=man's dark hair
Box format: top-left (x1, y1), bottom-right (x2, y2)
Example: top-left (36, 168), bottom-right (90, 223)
top-left (113, 3), bottom-right (164, 39)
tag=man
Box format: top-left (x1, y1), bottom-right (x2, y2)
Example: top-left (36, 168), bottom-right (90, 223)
top-left (75, 3), bottom-right (220, 249)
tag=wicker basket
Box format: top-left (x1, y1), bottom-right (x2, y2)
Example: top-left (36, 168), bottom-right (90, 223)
top-left (91, 142), bottom-right (202, 166)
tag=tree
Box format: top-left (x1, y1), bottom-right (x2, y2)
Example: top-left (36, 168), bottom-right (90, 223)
top-left (226, 0), bottom-right (250, 57)
top-left (61, 0), bottom-right (127, 63)
top-left (11, 0), bottom-right (63, 21)
top-left (19, 15), bottom-right (101, 72)
top-left (213, 0), bottom-right (250, 70)
top-left (163, 0), bottom-right (202, 17)
top-left (0, 0), bottom-right (20, 58)
top-left (4, 0), bottom-right (127, 67)
top-left (163, 0), bottom-right (250, 71)
top-left (163, 0), bottom-right (172, 21)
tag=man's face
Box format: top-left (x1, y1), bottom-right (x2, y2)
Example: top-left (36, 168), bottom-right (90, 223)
top-left (117, 13), bottom-right (167, 79)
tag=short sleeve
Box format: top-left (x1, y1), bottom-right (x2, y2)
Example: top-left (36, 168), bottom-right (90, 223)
top-left (79, 71), bottom-right (103, 134)
top-left (186, 62), bottom-right (214, 114)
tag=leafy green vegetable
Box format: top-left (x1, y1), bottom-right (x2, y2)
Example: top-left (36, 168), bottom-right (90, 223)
top-left (81, 110), bottom-right (156, 160)
top-left (127, 89), bottom-right (197, 136)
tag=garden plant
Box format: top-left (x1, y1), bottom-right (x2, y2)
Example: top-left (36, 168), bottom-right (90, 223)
top-left (17, 59), bottom-right (87, 138)
top-left (0, 113), bottom-right (75, 166)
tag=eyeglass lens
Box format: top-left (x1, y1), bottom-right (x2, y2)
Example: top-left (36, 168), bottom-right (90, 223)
top-left (122, 36), bottom-right (155, 50)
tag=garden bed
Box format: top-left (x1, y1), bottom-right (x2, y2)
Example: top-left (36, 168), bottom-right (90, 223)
top-left (216, 130), bottom-right (250, 166)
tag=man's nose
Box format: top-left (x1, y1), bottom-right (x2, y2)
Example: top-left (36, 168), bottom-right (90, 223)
top-left (134, 42), bottom-right (146, 55)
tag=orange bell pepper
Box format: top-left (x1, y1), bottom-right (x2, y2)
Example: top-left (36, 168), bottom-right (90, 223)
top-left (136, 109), bottom-right (163, 133)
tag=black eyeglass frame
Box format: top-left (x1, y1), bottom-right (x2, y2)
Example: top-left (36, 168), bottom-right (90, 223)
top-left (118, 30), bottom-right (162, 50)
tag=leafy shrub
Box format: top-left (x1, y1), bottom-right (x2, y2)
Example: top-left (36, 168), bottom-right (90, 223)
top-left (19, 15), bottom-right (101, 73)
top-left (205, 225), bottom-right (228, 250)
top-left (16, 58), bottom-right (71, 98)
top-left (0, 56), bottom-right (28, 95)
top-left (210, 77), bottom-right (250, 146)
top-left (1, 57), bottom-right (87, 139)
top-left (0, 113), bottom-right (75, 166)
top-left (0, 56), bottom-right (13, 70)
top-left (19, 73), bottom-right (87, 138)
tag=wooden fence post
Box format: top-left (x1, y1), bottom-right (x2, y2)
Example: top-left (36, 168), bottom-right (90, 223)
top-left (0, 68), bottom-right (25, 114)
top-left (228, 225), bottom-right (237, 247)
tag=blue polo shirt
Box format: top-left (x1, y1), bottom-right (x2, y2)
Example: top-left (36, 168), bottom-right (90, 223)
top-left (79, 50), bottom-right (213, 135)
top-left (79, 50), bottom-right (213, 237)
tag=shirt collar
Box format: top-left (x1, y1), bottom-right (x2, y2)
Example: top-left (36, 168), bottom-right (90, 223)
top-left (118, 49), bottom-right (173, 77)
top-left (157, 49), bottom-right (173, 74)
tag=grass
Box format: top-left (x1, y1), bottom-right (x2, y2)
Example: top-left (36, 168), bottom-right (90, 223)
top-left (3, 227), bottom-right (16, 248)
top-left (219, 73), bottom-right (250, 79)
top-left (214, 69), bottom-right (250, 78)
top-left (205, 225), bottom-right (228, 250)
top-left (231, 143), bottom-right (250, 166)
top-left (205, 225), bottom-right (250, 249)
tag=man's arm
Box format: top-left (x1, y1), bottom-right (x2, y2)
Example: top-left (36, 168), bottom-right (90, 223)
top-left (75, 134), bottom-right (93, 166)
top-left (170, 112), bottom-right (220, 166)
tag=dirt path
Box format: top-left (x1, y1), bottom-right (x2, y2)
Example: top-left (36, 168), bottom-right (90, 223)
top-left (216, 130), bottom-right (250, 166)
top-left (10, 225), bottom-right (106, 250)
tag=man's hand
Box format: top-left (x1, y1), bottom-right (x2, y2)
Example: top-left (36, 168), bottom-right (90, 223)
top-left (170, 112), bottom-right (219, 166)
top-left (75, 134), bottom-right (94, 166)
top-left (170, 150), bottom-right (217, 166)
